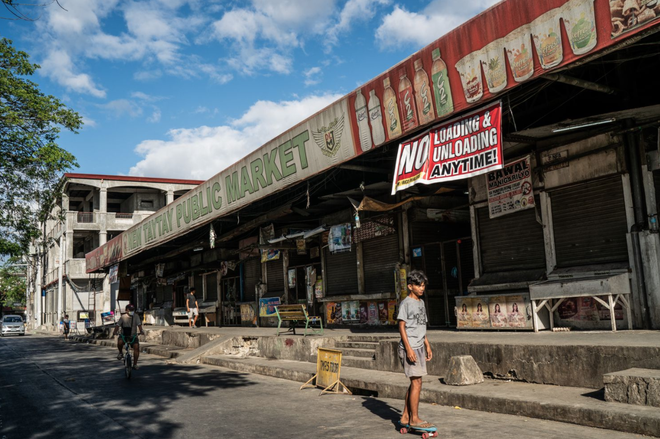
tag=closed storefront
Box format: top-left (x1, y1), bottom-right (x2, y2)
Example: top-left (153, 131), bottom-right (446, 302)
top-left (324, 246), bottom-right (358, 296)
top-left (550, 175), bottom-right (628, 267)
top-left (265, 258), bottom-right (284, 295)
top-left (242, 258), bottom-right (261, 302)
top-left (362, 233), bottom-right (399, 294)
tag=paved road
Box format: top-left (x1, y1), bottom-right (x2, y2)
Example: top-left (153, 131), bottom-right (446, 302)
top-left (0, 334), bottom-right (650, 439)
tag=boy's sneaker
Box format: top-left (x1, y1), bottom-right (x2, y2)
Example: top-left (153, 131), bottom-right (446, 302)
top-left (117, 353), bottom-right (123, 360)
top-left (132, 364), bottom-right (139, 370)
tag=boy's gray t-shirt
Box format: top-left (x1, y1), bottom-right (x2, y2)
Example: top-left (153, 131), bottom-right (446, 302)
top-left (397, 296), bottom-right (428, 349)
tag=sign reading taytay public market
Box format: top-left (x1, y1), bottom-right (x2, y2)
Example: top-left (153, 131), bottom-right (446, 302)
top-left (87, 100), bottom-right (357, 272)
top-left (487, 156), bottom-right (536, 219)
top-left (391, 102), bottom-right (503, 194)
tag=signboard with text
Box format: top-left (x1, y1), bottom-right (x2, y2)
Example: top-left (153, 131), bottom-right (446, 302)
top-left (392, 101), bottom-right (503, 194)
top-left (487, 155), bottom-right (536, 218)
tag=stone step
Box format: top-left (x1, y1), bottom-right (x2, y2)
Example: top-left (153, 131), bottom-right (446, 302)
top-left (334, 347), bottom-right (376, 359)
top-left (340, 356), bottom-right (376, 369)
top-left (335, 341), bottom-right (379, 350)
top-left (604, 368), bottom-right (660, 407)
top-left (344, 335), bottom-right (398, 343)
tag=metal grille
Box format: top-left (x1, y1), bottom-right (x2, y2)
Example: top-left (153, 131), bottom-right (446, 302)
top-left (242, 258), bottom-right (261, 302)
top-left (363, 234), bottom-right (399, 294)
top-left (477, 206), bottom-right (545, 272)
top-left (266, 258), bottom-right (284, 295)
top-left (324, 246), bottom-right (359, 295)
top-left (551, 176), bottom-right (628, 267)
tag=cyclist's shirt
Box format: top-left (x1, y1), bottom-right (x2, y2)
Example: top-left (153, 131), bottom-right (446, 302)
top-left (116, 313), bottom-right (142, 338)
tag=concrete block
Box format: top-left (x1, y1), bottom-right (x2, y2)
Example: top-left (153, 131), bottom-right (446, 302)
top-left (603, 368), bottom-right (660, 407)
top-left (445, 355), bottom-right (484, 386)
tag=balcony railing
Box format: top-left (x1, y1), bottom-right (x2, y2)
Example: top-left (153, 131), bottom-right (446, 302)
top-left (77, 212), bottom-right (94, 223)
top-left (114, 212), bottom-right (133, 219)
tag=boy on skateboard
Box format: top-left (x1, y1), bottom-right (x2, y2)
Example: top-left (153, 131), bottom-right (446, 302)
top-left (397, 270), bottom-right (436, 435)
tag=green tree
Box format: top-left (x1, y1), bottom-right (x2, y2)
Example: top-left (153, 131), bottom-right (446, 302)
top-left (0, 38), bottom-right (81, 256)
top-left (0, 259), bottom-right (26, 308)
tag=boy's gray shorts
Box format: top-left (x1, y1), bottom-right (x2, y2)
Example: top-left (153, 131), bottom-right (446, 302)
top-left (398, 345), bottom-right (428, 377)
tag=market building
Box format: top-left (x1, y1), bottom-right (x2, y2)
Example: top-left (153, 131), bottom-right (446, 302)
top-left (35, 174), bottom-right (202, 329)
top-left (85, 0), bottom-right (660, 331)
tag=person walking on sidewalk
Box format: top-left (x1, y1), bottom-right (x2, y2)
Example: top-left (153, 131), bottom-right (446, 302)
top-left (62, 315), bottom-right (70, 340)
top-left (112, 304), bottom-right (144, 369)
top-left (397, 270), bottom-right (434, 431)
top-left (187, 288), bottom-right (199, 328)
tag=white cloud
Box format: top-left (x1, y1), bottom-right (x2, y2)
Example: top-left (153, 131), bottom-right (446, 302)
top-left (375, 0), bottom-right (501, 50)
top-left (304, 67), bottom-right (322, 86)
top-left (82, 116), bottom-right (97, 128)
top-left (98, 99), bottom-right (143, 118)
top-left (131, 91), bottom-right (165, 102)
top-left (326, 0), bottom-right (390, 48)
top-left (40, 49), bottom-right (106, 98)
top-left (134, 69), bottom-right (163, 81)
top-left (147, 108), bottom-right (162, 123)
top-left (129, 93), bottom-right (342, 179)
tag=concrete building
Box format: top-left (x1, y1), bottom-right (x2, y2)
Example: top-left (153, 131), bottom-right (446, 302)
top-left (34, 173), bottom-right (202, 329)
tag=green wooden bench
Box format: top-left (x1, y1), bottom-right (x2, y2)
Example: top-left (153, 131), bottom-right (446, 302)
top-left (275, 304), bottom-right (323, 337)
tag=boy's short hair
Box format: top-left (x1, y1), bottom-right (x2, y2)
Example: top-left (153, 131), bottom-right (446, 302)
top-left (407, 270), bottom-right (428, 286)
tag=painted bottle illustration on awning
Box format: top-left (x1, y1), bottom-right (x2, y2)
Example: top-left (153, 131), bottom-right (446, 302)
top-left (431, 48), bottom-right (454, 117)
top-left (398, 70), bottom-right (418, 132)
top-left (368, 89), bottom-right (386, 147)
top-left (454, 0), bottom-right (600, 105)
top-left (413, 59), bottom-right (435, 126)
top-left (383, 76), bottom-right (402, 140)
top-left (355, 88), bottom-right (372, 152)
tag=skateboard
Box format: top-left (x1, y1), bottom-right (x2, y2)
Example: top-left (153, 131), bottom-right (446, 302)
top-left (398, 423), bottom-right (438, 438)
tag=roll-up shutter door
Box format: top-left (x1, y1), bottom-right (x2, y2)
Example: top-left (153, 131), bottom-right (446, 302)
top-left (266, 259), bottom-right (284, 294)
top-left (194, 274), bottom-right (203, 297)
top-left (243, 258), bottom-right (261, 302)
top-left (324, 246), bottom-right (359, 295)
top-left (551, 176), bottom-right (628, 267)
top-left (205, 273), bottom-right (218, 301)
top-left (477, 205), bottom-right (545, 272)
top-left (363, 234), bottom-right (399, 294)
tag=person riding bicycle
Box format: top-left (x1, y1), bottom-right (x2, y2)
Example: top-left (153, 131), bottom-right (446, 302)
top-left (112, 304), bottom-right (144, 370)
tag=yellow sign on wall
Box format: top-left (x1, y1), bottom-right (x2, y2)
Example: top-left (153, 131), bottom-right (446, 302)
top-left (300, 348), bottom-right (351, 395)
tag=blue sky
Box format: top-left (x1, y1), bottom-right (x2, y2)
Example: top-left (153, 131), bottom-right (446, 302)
top-left (3, 0), bottom-right (499, 180)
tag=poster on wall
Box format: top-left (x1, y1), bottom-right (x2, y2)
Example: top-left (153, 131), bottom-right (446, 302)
top-left (288, 269), bottom-right (296, 288)
top-left (326, 302), bottom-right (342, 324)
top-left (342, 301), bottom-right (359, 321)
top-left (487, 155), bottom-right (536, 218)
top-left (471, 297), bottom-right (491, 328)
top-left (456, 297), bottom-right (473, 328)
top-left (506, 295), bottom-right (530, 328)
top-left (240, 303), bottom-right (257, 325)
top-left (367, 302), bottom-right (379, 325)
top-left (314, 279), bottom-right (324, 299)
top-left (260, 224), bottom-right (280, 262)
top-left (489, 296), bottom-right (509, 328)
top-left (328, 223), bottom-right (352, 253)
top-left (259, 297), bottom-right (280, 317)
top-left (360, 303), bottom-right (368, 323)
top-left (388, 300), bottom-right (398, 324)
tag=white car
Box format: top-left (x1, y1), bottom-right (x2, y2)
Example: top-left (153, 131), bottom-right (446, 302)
top-left (1, 315), bottom-right (26, 336)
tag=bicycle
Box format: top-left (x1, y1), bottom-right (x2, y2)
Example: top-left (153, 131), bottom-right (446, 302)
top-left (119, 333), bottom-right (138, 379)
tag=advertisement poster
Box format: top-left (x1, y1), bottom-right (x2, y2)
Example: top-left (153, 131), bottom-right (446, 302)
top-left (240, 303), bottom-right (256, 325)
top-left (399, 268), bottom-right (408, 299)
top-left (328, 223), bottom-right (352, 253)
top-left (360, 303), bottom-right (368, 323)
top-left (392, 102), bottom-right (503, 194)
top-left (341, 301), bottom-right (359, 321)
top-left (260, 224), bottom-right (280, 263)
top-left (287, 269), bottom-right (296, 288)
top-left (368, 302), bottom-right (379, 325)
top-left (378, 301), bottom-right (389, 323)
top-left (471, 297), bottom-right (491, 328)
top-left (101, 311), bottom-right (115, 324)
top-left (487, 155), bottom-right (536, 218)
top-left (314, 279), bottom-right (324, 299)
top-left (388, 300), bottom-right (398, 324)
top-left (326, 302), bottom-right (342, 324)
top-left (456, 297), bottom-right (473, 328)
top-left (506, 295), bottom-right (529, 328)
top-left (596, 297), bottom-right (624, 320)
top-left (489, 296), bottom-right (509, 328)
top-left (259, 297), bottom-right (280, 317)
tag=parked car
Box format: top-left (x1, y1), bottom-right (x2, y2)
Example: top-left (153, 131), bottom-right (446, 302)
top-left (1, 315), bottom-right (26, 336)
